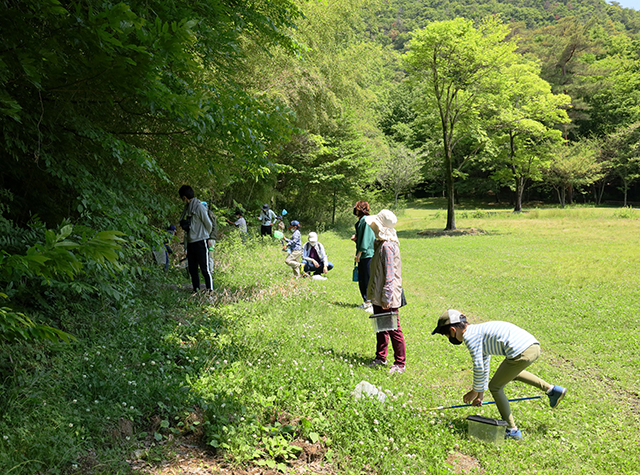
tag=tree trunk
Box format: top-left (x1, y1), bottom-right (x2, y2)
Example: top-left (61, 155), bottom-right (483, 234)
top-left (332, 185), bottom-right (336, 226)
top-left (567, 184), bottom-right (573, 205)
top-left (510, 134), bottom-right (523, 213)
top-left (555, 186), bottom-right (566, 207)
top-left (444, 145), bottom-right (456, 230)
top-left (513, 175), bottom-right (524, 213)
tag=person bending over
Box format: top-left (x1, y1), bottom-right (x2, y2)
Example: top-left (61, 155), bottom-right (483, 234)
top-left (432, 309), bottom-right (568, 440)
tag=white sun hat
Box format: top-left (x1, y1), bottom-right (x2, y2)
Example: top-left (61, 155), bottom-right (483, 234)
top-left (365, 209), bottom-right (398, 242)
top-left (308, 232), bottom-right (318, 245)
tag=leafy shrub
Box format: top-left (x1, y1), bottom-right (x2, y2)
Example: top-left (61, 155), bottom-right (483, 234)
top-left (613, 206), bottom-right (637, 219)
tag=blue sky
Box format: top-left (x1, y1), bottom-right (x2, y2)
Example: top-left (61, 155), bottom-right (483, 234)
top-left (608, 0), bottom-right (640, 10)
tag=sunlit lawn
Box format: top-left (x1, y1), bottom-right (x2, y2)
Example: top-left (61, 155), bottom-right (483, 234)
top-left (6, 203), bottom-right (635, 474)
top-left (211, 203), bottom-right (640, 474)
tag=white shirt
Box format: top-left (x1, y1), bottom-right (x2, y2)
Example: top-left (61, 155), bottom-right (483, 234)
top-left (463, 322), bottom-right (539, 392)
top-left (234, 217), bottom-right (247, 233)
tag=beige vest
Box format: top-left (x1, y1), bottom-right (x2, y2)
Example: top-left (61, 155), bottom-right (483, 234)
top-left (366, 240), bottom-right (403, 308)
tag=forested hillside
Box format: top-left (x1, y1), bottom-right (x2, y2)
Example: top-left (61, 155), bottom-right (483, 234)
top-left (374, 0), bottom-right (640, 50)
top-left (3, 0), bottom-right (640, 342)
top-left (3, 0), bottom-right (640, 328)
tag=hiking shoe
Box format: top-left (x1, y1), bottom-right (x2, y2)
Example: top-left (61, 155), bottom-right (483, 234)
top-left (368, 358), bottom-right (386, 368)
top-left (548, 385), bottom-right (567, 408)
top-left (388, 365), bottom-right (405, 374)
top-left (357, 301), bottom-right (371, 309)
top-left (505, 428), bottom-right (522, 440)
top-left (364, 306), bottom-right (374, 314)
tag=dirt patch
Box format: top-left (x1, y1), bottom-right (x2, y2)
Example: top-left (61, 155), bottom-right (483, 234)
top-left (128, 438), bottom-right (337, 475)
top-left (417, 228), bottom-right (487, 237)
top-left (445, 452), bottom-right (485, 474)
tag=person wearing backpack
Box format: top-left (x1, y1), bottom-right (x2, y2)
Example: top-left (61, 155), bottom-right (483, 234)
top-left (257, 204), bottom-right (278, 237)
top-left (178, 185), bottom-right (213, 292)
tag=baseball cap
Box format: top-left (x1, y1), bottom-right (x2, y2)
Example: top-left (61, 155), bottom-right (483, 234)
top-left (308, 232), bottom-right (318, 244)
top-left (289, 220), bottom-right (300, 228)
top-left (431, 309), bottom-right (466, 335)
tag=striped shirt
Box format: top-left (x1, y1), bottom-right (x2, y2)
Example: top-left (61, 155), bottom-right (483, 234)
top-left (463, 322), bottom-right (539, 392)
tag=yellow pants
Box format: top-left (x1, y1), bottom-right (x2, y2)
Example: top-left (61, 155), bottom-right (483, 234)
top-left (285, 250), bottom-right (303, 277)
top-left (488, 344), bottom-right (550, 428)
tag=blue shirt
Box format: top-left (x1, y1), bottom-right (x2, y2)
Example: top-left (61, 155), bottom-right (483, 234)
top-left (463, 322), bottom-right (539, 392)
top-left (287, 229), bottom-right (301, 252)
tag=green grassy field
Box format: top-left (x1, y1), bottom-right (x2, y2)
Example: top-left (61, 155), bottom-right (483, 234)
top-left (202, 203), bottom-right (640, 474)
top-left (2, 203), bottom-right (639, 474)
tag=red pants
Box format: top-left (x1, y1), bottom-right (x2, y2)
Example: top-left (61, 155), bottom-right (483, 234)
top-left (373, 305), bottom-right (406, 367)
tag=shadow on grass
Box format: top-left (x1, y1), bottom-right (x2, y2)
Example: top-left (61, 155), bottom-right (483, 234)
top-left (449, 418), bottom-right (469, 438)
top-left (316, 346), bottom-right (373, 367)
top-left (396, 228), bottom-right (494, 240)
top-left (330, 301), bottom-right (363, 309)
top-left (408, 198), bottom-right (512, 210)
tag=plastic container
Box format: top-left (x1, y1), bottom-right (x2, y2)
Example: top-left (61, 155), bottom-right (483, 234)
top-left (466, 415), bottom-right (508, 444)
top-left (370, 312), bottom-right (398, 333)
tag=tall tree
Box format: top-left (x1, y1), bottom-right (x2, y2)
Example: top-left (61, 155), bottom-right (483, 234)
top-left (234, 0), bottom-right (391, 221)
top-left (546, 140), bottom-right (603, 207)
top-left (0, 0), bottom-right (302, 232)
top-left (601, 123), bottom-right (640, 207)
top-left (518, 16), bottom-right (604, 138)
top-left (487, 61), bottom-right (571, 212)
top-left (578, 35), bottom-right (640, 137)
top-left (403, 16), bottom-right (519, 230)
top-left (378, 143), bottom-right (425, 206)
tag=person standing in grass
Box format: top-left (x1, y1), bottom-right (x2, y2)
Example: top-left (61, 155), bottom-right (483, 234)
top-left (284, 220), bottom-right (303, 277)
top-left (351, 201), bottom-right (375, 313)
top-left (257, 204), bottom-right (278, 237)
top-left (431, 309), bottom-right (568, 440)
top-left (178, 185), bottom-right (213, 292)
top-left (227, 209), bottom-right (248, 242)
top-left (365, 209), bottom-right (407, 374)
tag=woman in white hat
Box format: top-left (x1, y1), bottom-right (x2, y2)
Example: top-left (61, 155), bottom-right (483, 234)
top-left (365, 209), bottom-right (406, 374)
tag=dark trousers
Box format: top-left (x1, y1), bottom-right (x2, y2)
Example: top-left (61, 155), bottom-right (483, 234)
top-left (373, 305), bottom-right (406, 367)
top-left (187, 240), bottom-right (212, 291)
top-left (303, 261), bottom-right (334, 275)
top-left (358, 257), bottom-right (372, 301)
top-left (260, 225), bottom-right (272, 236)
